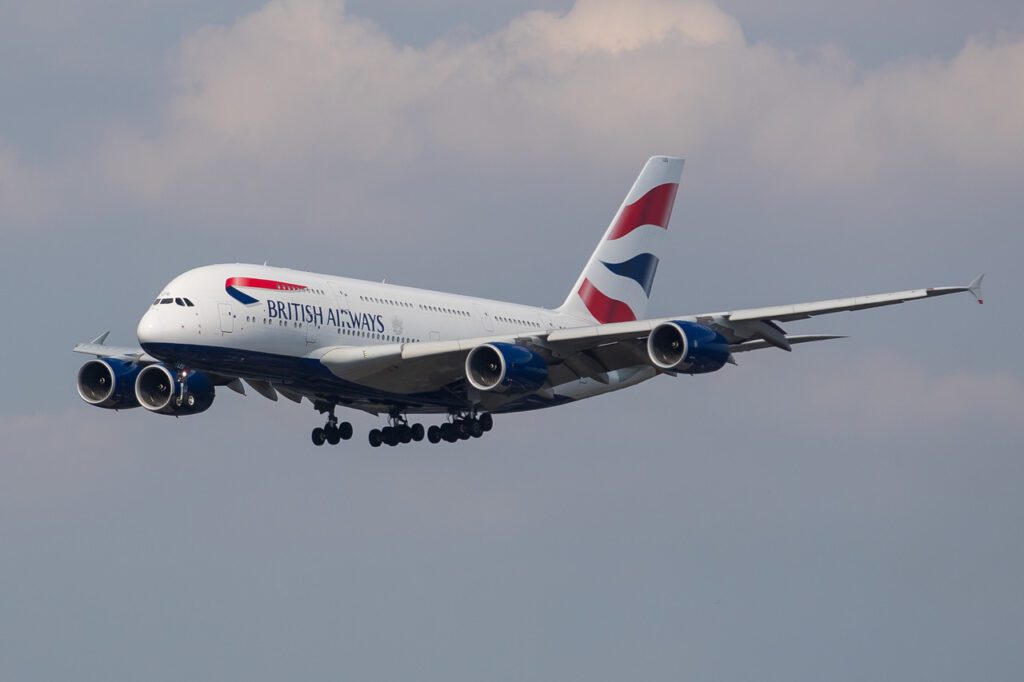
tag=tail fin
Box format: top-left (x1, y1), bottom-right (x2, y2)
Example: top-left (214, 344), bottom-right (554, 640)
top-left (557, 156), bottom-right (684, 323)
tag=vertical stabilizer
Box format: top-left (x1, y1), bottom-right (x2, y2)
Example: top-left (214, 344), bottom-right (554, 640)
top-left (557, 156), bottom-right (684, 323)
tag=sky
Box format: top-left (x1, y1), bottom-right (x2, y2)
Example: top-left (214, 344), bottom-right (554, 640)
top-left (1, 1), bottom-right (1022, 680)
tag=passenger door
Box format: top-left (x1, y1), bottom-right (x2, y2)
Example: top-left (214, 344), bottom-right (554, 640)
top-left (218, 303), bottom-right (234, 333)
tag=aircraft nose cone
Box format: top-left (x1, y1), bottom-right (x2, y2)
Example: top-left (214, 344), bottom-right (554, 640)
top-left (136, 309), bottom-right (161, 345)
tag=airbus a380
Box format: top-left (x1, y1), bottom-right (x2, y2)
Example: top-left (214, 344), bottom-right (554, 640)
top-left (75, 156), bottom-right (984, 447)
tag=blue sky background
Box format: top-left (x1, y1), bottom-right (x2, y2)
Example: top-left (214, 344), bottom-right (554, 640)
top-left (1, 1), bottom-right (1022, 680)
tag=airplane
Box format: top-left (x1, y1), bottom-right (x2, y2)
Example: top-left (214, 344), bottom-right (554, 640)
top-left (74, 156), bottom-right (985, 447)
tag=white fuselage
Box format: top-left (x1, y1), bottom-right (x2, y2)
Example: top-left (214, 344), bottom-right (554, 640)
top-left (136, 264), bottom-right (656, 414)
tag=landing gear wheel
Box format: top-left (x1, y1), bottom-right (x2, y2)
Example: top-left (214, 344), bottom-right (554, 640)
top-left (469, 419), bottom-right (484, 438)
top-left (339, 421), bottom-right (353, 440)
top-left (398, 424), bottom-right (412, 444)
top-left (382, 427), bottom-right (399, 447)
top-left (325, 424), bottom-right (341, 445)
top-left (411, 423), bottom-right (425, 442)
top-left (368, 429), bottom-right (383, 447)
top-left (478, 413), bottom-right (493, 432)
top-left (186, 394), bottom-right (196, 407)
top-left (311, 427), bottom-right (327, 446)
top-left (427, 425), bottom-right (441, 444)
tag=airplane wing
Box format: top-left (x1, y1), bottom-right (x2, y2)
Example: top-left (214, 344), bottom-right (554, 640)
top-left (73, 331), bottom-right (248, 395)
top-left (547, 274), bottom-right (985, 350)
top-left (73, 331), bottom-right (159, 362)
top-left (318, 275), bottom-right (984, 393)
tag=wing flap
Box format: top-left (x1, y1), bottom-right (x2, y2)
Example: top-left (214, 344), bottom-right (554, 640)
top-left (729, 334), bottom-right (846, 353)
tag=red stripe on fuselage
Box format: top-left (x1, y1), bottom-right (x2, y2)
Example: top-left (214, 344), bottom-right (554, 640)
top-left (225, 277), bottom-right (306, 292)
top-left (606, 182), bottom-right (678, 240)
top-left (578, 278), bottom-right (637, 323)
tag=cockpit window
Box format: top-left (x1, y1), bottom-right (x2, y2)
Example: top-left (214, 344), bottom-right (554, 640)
top-left (175, 298), bottom-right (185, 306)
top-left (184, 298), bottom-right (195, 307)
top-left (160, 298), bottom-right (173, 304)
top-left (153, 299), bottom-right (160, 305)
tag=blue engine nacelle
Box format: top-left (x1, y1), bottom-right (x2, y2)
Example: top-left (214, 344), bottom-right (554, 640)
top-left (134, 364), bottom-right (215, 416)
top-left (465, 342), bottom-right (549, 394)
top-left (77, 358), bottom-right (142, 409)
top-left (647, 321), bottom-right (731, 374)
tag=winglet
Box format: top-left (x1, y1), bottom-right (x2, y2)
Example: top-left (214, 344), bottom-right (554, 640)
top-left (90, 331), bottom-right (110, 345)
top-left (968, 274), bottom-right (985, 304)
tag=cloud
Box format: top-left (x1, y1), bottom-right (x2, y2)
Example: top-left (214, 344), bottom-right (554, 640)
top-left (0, 149), bottom-right (58, 225)
top-left (72, 0), bottom-right (1021, 232)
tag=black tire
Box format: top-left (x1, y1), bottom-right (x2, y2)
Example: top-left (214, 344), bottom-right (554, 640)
top-left (368, 429), bottom-right (383, 447)
top-left (440, 423), bottom-right (454, 441)
top-left (339, 421), bottom-right (353, 440)
top-left (383, 427), bottom-right (398, 447)
top-left (455, 420), bottom-right (469, 438)
top-left (479, 413), bottom-right (493, 431)
top-left (427, 425), bottom-right (441, 444)
top-left (469, 419), bottom-right (483, 438)
top-left (311, 427), bottom-right (326, 446)
top-left (398, 424), bottom-right (412, 444)
top-left (325, 425), bottom-right (341, 445)
top-left (411, 423), bottom-right (425, 442)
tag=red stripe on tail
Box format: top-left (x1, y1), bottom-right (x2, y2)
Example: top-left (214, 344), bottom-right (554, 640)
top-left (606, 182), bottom-right (679, 240)
top-left (578, 278), bottom-right (637, 323)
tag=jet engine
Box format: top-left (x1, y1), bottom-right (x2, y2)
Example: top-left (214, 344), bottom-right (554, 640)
top-left (647, 321), bottom-right (731, 374)
top-left (134, 364), bottom-right (215, 415)
top-left (465, 342), bottom-right (548, 393)
top-left (77, 358), bottom-right (142, 409)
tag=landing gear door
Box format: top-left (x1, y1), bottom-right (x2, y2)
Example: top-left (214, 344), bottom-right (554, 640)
top-left (218, 303), bottom-right (234, 333)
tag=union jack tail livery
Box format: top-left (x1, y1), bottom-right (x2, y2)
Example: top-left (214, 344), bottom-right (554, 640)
top-left (558, 156), bottom-right (684, 323)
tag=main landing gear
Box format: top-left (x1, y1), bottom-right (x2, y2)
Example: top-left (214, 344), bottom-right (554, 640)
top-left (311, 404), bottom-right (353, 447)
top-left (308, 403), bottom-right (495, 448)
top-left (425, 411), bottom-right (493, 445)
top-left (367, 410), bottom-right (494, 448)
top-left (368, 411), bottom-right (425, 448)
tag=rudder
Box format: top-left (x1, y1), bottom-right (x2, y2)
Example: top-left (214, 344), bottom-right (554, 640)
top-left (558, 156), bottom-right (685, 323)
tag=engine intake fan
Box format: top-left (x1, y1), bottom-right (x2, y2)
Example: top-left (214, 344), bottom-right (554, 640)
top-left (647, 321), bottom-right (731, 374)
top-left (135, 365), bottom-right (215, 415)
top-left (77, 358), bottom-right (142, 409)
